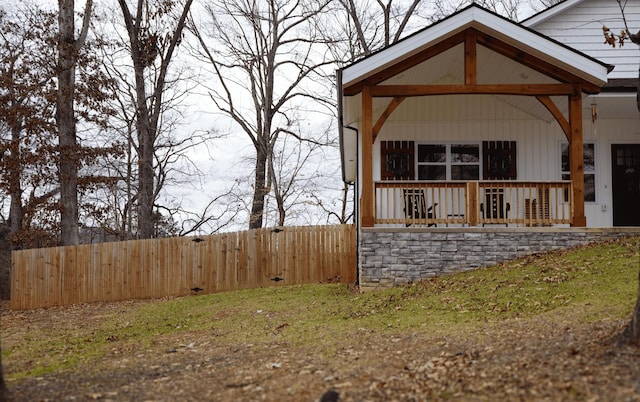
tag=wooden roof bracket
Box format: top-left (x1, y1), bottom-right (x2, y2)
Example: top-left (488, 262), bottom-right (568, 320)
top-left (372, 96), bottom-right (406, 143)
top-left (536, 95), bottom-right (570, 141)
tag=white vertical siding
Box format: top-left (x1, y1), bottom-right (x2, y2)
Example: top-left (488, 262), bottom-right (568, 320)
top-left (362, 93), bottom-right (640, 227)
top-left (527, 0), bottom-right (640, 79)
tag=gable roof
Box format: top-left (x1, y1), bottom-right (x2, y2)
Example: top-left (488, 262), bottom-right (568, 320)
top-left (340, 3), bottom-right (611, 93)
top-left (338, 3), bottom-right (614, 184)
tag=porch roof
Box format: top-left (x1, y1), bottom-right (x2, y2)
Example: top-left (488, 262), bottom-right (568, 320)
top-left (340, 4), bottom-right (611, 93)
top-left (337, 4), bottom-right (613, 184)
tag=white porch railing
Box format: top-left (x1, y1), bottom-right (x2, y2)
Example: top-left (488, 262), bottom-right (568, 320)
top-left (374, 181), bottom-right (573, 227)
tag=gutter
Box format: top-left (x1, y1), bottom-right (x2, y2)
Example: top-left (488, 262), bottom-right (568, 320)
top-left (343, 125), bottom-right (359, 286)
top-left (336, 69), bottom-right (351, 184)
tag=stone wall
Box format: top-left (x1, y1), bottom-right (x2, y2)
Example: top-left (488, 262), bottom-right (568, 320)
top-left (359, 227), bottom-right (640, 290)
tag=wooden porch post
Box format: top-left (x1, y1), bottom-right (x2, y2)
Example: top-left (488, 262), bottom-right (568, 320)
top-left (569, 89), bottom-right (586, 227)
top-left (361, 85), bottom-right (375, 227)
top-left (467, 181), bottom-right (479, 226)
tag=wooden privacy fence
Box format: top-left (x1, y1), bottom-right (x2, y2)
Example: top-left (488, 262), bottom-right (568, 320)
top-left (10, 224), bottom-right (357, 310)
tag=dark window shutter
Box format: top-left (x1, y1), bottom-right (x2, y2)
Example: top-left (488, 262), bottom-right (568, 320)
top-left (483, 141), bottom-right (517, 180)
top-left (381, 141), bottom-right (415, 180)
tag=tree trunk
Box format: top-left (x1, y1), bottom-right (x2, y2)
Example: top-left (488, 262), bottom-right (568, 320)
top-left (57, 0), bottom-right (80, 246)
top-left (250, 146), bottom-right (268, 229)
top-left (134, 64), bottom-right (155, 239)
top-left (57, 0), bottom-right (91, 246)
top-left (116, 0), bottom-right (155, 239)
top-left (620, 242), bottom-right (640, 345)
top-left (8, 126), bottom-right (23, 236)
top-left (116, 0), bottom-right (193, 239)
top-left (267, 154), bottom-right (286, 227)
top-left (0, 336), bottom-right (8, 402)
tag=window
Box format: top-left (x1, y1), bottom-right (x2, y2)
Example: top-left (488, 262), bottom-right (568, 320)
top-left (561, 143), bottom-right (595, 202)
top-left (417, 143), bottom-right (480, 180)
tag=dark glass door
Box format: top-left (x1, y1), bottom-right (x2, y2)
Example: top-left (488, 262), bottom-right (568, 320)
top-left (611, 144), bottom-right (640, 226)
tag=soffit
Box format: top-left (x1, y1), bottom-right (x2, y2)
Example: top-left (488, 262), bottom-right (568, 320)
top-left (340, 5), bottom-right (610, 94)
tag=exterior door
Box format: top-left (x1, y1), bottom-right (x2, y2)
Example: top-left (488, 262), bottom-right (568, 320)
top-left (611, 144), bottom-right (640, 226)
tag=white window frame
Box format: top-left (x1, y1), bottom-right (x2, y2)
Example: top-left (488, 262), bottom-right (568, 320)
top-left (417, 143), bottom-right (481, 181)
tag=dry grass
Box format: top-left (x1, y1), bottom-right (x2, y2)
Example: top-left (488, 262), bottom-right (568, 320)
top-left (1, 237), bottom-right (640, 401)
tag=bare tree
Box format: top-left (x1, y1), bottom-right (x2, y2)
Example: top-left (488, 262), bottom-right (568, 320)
top-left (57, 0), bottom-right (92, 246)
top-left (334, 0), bottom-right (548, 61)
top-left (331, 0), bottom-right (431, 61)
top-left (531, 0), bottom-right (563, 11)
top-left (115, 0), bottom-right (194, 239)
top-left (190, 0), bottom-right (335, 229)
top-left (265, 133), bottom-right (321, 226)
top-left (306, 182), bottom-right (355, 225)
top-left (92, 4), bottom-right (234, 238)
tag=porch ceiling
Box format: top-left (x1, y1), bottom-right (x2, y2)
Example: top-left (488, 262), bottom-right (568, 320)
top-left (339, 4), bottom-right (612, 128)
top-left (341, 6), bottom-right (609, 92)
top-left (380, 43), bottom-right (559, 87)
top-left (342, 42), bottom-right (571, 127)
top-left (341, 45), bottom-right (591, 133)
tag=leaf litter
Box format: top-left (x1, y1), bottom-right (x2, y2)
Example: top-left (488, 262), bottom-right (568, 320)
top-left (1, 238), bottom-right (640, 401)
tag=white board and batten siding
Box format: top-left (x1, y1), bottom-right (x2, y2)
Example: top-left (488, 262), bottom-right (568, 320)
top-left (523, 0), bottom-right (640, 227)
top-left (358, 91), bottom-right (640, 227)
top-left (372, 94), bottom-right (565, 183)
top-left (525, 0), bottom-right (640, 80)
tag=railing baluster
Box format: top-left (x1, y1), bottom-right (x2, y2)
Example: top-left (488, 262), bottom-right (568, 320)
top-left (374, 180), bottom-right (573, 228)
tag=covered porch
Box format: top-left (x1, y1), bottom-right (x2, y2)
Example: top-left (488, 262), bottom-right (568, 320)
top-left (338, 5), bottom-right (612, 231)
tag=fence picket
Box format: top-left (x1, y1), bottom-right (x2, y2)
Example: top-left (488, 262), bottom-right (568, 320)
top-left (9, 225), bottom-right (356, 310)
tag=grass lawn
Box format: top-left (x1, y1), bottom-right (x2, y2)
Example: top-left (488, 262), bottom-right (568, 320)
top-left (2, 236), bottom-right (639, 401)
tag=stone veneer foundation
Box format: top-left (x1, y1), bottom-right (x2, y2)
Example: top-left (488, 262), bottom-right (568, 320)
top-left (358, 227), bottom-right (640, 291)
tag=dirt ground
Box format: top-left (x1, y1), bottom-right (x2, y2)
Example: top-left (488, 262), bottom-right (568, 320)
top-left (2, 299), bottom-right (640, 402)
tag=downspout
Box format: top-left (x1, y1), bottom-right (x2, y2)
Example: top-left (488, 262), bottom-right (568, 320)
top-left (337, 68), bottom-right (360, 285)
top-left (344, 126), bottom-right (359, 285)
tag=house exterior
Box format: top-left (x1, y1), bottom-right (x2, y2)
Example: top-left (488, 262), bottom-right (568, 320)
top-left (337, 1), bottom-right (640, 289)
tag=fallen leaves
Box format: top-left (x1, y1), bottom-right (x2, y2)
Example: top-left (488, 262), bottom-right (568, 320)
top-left (2, 238), bottom-right (640, 401)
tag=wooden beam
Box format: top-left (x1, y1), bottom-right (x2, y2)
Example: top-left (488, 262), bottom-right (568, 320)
top-left (536, 95), bottom-right (570, 141)
top-left (343, 31), bottom-right (466, 96)
top-left (370, 83), bottom-right (576, 97)
top-left (360, 85), bottom-right (375, 227)
top-left (476, 31), bottom-right (602, 94)
top-left (568, 87), bottom-right (586, 227)
top-left (465, 29), bottom-right (477, 85)
top-left (344, 28), bottom-right (604, 97)
top-left (372, 96), bottom-right (406, 143)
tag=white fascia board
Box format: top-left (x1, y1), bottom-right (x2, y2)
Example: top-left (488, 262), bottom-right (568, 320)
top-left (341, 8), bottom-right (476, 86)
top-left (476, 12), bottom-right (609, 86)
top-left (342, 5), bottom-right (608, 90)
top-left (522, 0), bottom-right (587, 27)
